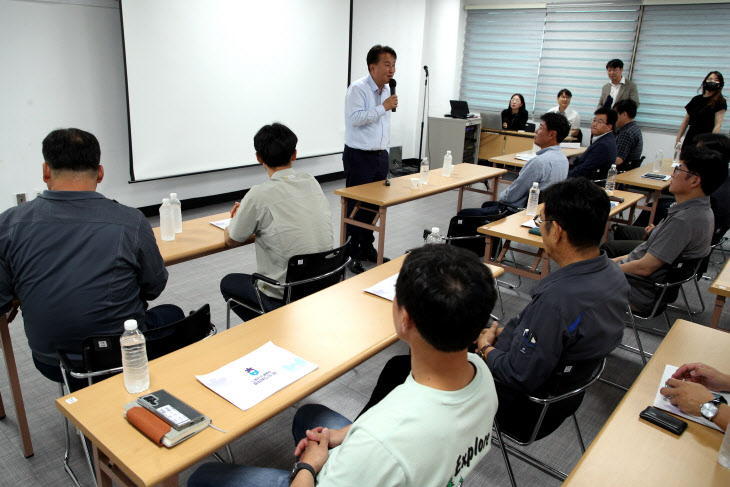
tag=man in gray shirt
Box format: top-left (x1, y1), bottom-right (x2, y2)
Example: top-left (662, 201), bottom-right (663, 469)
top-left (222, 123), bottom-right (333, 322)
top-left (0, 129), bottom-right (183, 384)
top-left (459, 112), bottom-right (571, 217)
top-left (606, 147), bottom-right (727, 312)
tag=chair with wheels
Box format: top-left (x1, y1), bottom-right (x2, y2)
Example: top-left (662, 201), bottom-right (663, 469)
top-left (494, 357), bottom-right (606, 486)
top-left (226, 239), bottom-right (351, 329)
top-left (56, 304), bottom-right (217, 486)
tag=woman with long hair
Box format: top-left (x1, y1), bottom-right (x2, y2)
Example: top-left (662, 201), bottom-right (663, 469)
top-left (501, 93), bottom-right (528, 131)
top-left (677, 71), bottom-right (727, 151)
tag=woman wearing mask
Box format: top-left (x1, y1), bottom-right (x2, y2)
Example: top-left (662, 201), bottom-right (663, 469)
top-left (677, 71), bottom-right (727, 151)
top-left (501, 93), bottom-right (528, 131)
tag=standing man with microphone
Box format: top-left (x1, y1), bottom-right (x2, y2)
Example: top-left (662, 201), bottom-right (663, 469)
top-left (343, 44), bottom-right (398, 274)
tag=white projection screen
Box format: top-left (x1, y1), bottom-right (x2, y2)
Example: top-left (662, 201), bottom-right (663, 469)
top-left (120, 0), bottom-right (351, 181)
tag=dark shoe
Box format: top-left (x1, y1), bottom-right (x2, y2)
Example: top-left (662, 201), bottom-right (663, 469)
top-left (361, 247), bottom-right (390, 264)
top-left (348, 259), bottom-right (366, 274)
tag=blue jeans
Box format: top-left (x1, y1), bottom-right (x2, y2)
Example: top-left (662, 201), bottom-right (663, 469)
top-left (187, 405), bottom-right (352, 487)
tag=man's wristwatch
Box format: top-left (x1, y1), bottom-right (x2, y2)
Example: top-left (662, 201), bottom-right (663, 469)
top-left (700, 394), bottom-right (728, 422)
top-left (476, 344), bottom-right (490, 361)
top-left (289, 462), bottom-right (317, 485)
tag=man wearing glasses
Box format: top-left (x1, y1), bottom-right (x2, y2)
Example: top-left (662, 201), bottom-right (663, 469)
top-left (604, 146), bottom-right (727, 314)
top-left (568, 107), bottom-right (618, 179)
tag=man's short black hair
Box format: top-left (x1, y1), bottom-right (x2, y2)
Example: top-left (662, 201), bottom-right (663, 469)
top-left (614, 99), bottom-right (638, 119)
top-left (680, 146), bottom-right (728, 195)
top-left (395, 245), bottom-right (497, 353)
top-left (557, 88), bottom-right (572, 98)
top-left (542, 177), bottom-right (610, 250)
top-left (694, 133), bottom-right (730, 163)
top-left (42, 128), bottom-right (101, 173)
top-left (594, 107), bottom-right (618, 128)
top-left (366, 45), bottom-right (397, 69)
top-left (606, 59), bottom-right (624, 69)
top-left (540, 112), bottom-right (572, 144)
top-left (253, 123), bottom-right (298, 168)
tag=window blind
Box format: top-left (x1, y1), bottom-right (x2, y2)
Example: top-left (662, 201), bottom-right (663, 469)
top-left (632, 3), bottom-right (730, 133)
top-left (535, 1), bottom-right (640, 124)
top-left (460, 8), bottom-right (546, 115)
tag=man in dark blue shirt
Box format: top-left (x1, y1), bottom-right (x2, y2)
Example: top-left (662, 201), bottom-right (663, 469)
top-left (0, 128), bottom-right (183, 382)
top-left (568, 107), bottom-right (618, 179)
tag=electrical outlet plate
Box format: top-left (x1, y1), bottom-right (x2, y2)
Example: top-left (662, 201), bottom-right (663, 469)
top-left (15, 194), bottom-right (26, 206)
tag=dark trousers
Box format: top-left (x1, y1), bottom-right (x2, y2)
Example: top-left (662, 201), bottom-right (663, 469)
top-left (357, 355), bottom-right (581, 441)
top-left (342, 145), bottom-right (389, 260)
top-left (220, 273), bottom-right (285, 322)
top-left (457, 200), bottom-right (502, 217)
top-left (34, 303), bottom-right (185, 391)
top-left (601, 225), bottom-right (645, 258)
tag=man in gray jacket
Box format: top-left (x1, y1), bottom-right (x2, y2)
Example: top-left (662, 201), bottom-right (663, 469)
top-left (458, 112), bottom-right (570, 217)
top-left (598, 58), bottom-right (640, 109)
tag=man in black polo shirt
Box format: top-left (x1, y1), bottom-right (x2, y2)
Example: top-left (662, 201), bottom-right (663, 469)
top-left (0, 128), bottom-right (184, 383)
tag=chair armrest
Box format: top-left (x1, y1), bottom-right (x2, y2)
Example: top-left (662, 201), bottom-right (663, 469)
top-left (624, 272), bottom-right (658, 287)
top-left (251, 273), bottom-right (281, 287)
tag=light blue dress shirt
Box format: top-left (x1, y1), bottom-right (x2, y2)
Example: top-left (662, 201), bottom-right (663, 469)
top-left (344, 74), bottom-right (391, 151)
top-left (499, 145), bottom-right (569, 208)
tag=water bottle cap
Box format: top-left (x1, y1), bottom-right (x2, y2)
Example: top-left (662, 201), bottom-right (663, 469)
top-left (170, 193), bottom-right (177, 198)
top-left (432, 227), bottom-right (439, 234)
top-left (446, 150), bottom-right (451, 155)
top-left (422, 157), bottom-right (428, 162)
top-left (124, 320), bottom-right (138, 331)
top-left (532, 182), bottom-right (539, 187)
top-left (611, 164), bottom-right (616, 169)
top-left (162, 198), bottom-right (170, 204)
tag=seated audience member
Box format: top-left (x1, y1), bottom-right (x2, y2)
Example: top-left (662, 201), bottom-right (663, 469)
top-left (614, 99), bottom-right (643, 167)
top-left (221, 123), bottom-right (333, 322)
top-left (568, 107), bottom-right (618, 179)
top-left (548, 88), bottom-right (581, 137)
top-left (458, 112), bottom-right (570, 216)
top-left (604, 147), bottom-right (727, 314)
top-left (0, 128), bottom-right (184, 383)
top-left (598, 58), bottom-right (640, 109)
top-left (502, 93), bottom-right (529, 131)
top-left (189, 245), bottom-right (499, 487)
top-left (661, 362), bottom-right (729, 432)
top-left (361, 178), bottom-right (628, 442)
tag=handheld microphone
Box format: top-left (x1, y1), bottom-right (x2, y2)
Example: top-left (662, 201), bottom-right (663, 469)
top-left (423, 66), bottom-right (429, 76)
top-left (388, 78), bottom-right (397, 113)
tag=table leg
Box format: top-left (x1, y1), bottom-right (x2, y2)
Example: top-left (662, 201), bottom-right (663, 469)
top-left (648, 189), bottom-right (660, 224)
top-left (0, 315), bottom-right (33, 458)
top-left (94, 444), bottom-right (114, 487)
top-left (377, 207), bottom-right (387, 265)
top-left (541, 252), bottom-right (551, 279)
top-left (490, 176), bottom-right (498, 201)
top-left (711, 295), bottom-right (726, 329)
top-left (457, 187), bottom-right (464, 212)
top-left (484, 238), bottom-right (493, 264)
top-left (628, 203), bottom-right (636, 225)
top-left (339, 197), bottom-right (347, 246)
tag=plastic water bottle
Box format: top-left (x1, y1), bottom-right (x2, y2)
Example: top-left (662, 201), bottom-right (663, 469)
top-left (420, 157), bottom-right (430, 185)
top-left (442, 150), bottom-right (453, 177)
top-left (426, 227), bottom-right (444, 244)
top-left (653, 150), bottom-right (664, 172)
top-left (606, 164), bottom-right (617, 195)
top-left (160, 198), bottom-right (175, 241)
top-left (673, 142), bottom-right (682, 163)
top-left (121, 320), bottom-right (149, 393)
top-left (526, 182), bottom-right (540, 216)
top-left (719, 425), bottom-right (730, 469)
top-left (170, 193), bottom-right (182, 234)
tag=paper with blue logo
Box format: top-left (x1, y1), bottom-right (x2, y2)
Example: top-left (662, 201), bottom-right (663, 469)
top-left (196, 341), bottom-right (318, 411)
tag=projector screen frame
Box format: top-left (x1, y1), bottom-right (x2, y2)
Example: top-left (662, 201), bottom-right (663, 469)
top-left (119, 0), bottom-right (355, 184)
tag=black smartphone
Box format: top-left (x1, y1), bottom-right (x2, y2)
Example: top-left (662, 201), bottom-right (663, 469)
top-left (137, 390), bottom-right (205, 431)
top-left (639, 406), bottom-right (687, 435)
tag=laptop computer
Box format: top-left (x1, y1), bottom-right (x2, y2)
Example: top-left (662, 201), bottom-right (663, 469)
top-left (446, 100), bottom-right (477, 119)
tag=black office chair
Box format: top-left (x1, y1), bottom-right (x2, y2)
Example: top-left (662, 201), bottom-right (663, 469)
top-left (226, 239), bottom-right (351, 329)
top-left (494, 357), bottom-right (606, 485)
top-left (618, 155), bottom-right (645, 173)
top-left (57, 304), bottom-right (217, 486)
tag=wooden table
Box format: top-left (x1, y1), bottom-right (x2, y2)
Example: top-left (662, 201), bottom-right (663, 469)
top-left (479, 128), bottom-right (536, 161)
top-left (56, 256), bottom-right (409, 486)
top-left (153, 212), bottom-right (254, 266)
top-left (477, 190), bottom-right (643, 279)
top-left (615, 158), bottom-right (675, 225)
top-left (564, 320), bottom-right (730, 485)
top-left (709, 259), bottom-right (730, 329)
top-left (334, 163), bottom-right (506, 265)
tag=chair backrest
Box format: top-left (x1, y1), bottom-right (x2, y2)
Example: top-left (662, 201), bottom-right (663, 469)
top-left (445, 213), bottom-right (509, 257)
top-left (619, 155), bottom-right (645, 173)
top-left (661, 258), bottom-right (704, 304)
top-left (284, 239), bottom-right (351, 303)
top-left (698, 225), bottom-right (730, 277)
top-left (534, 357), bottom-right (605, 399)
top-left (79, 304), bottom-right (214, 378)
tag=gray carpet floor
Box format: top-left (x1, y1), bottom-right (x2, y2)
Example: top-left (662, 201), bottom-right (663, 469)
top-left (1, 176), bottom-right (728, 486)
